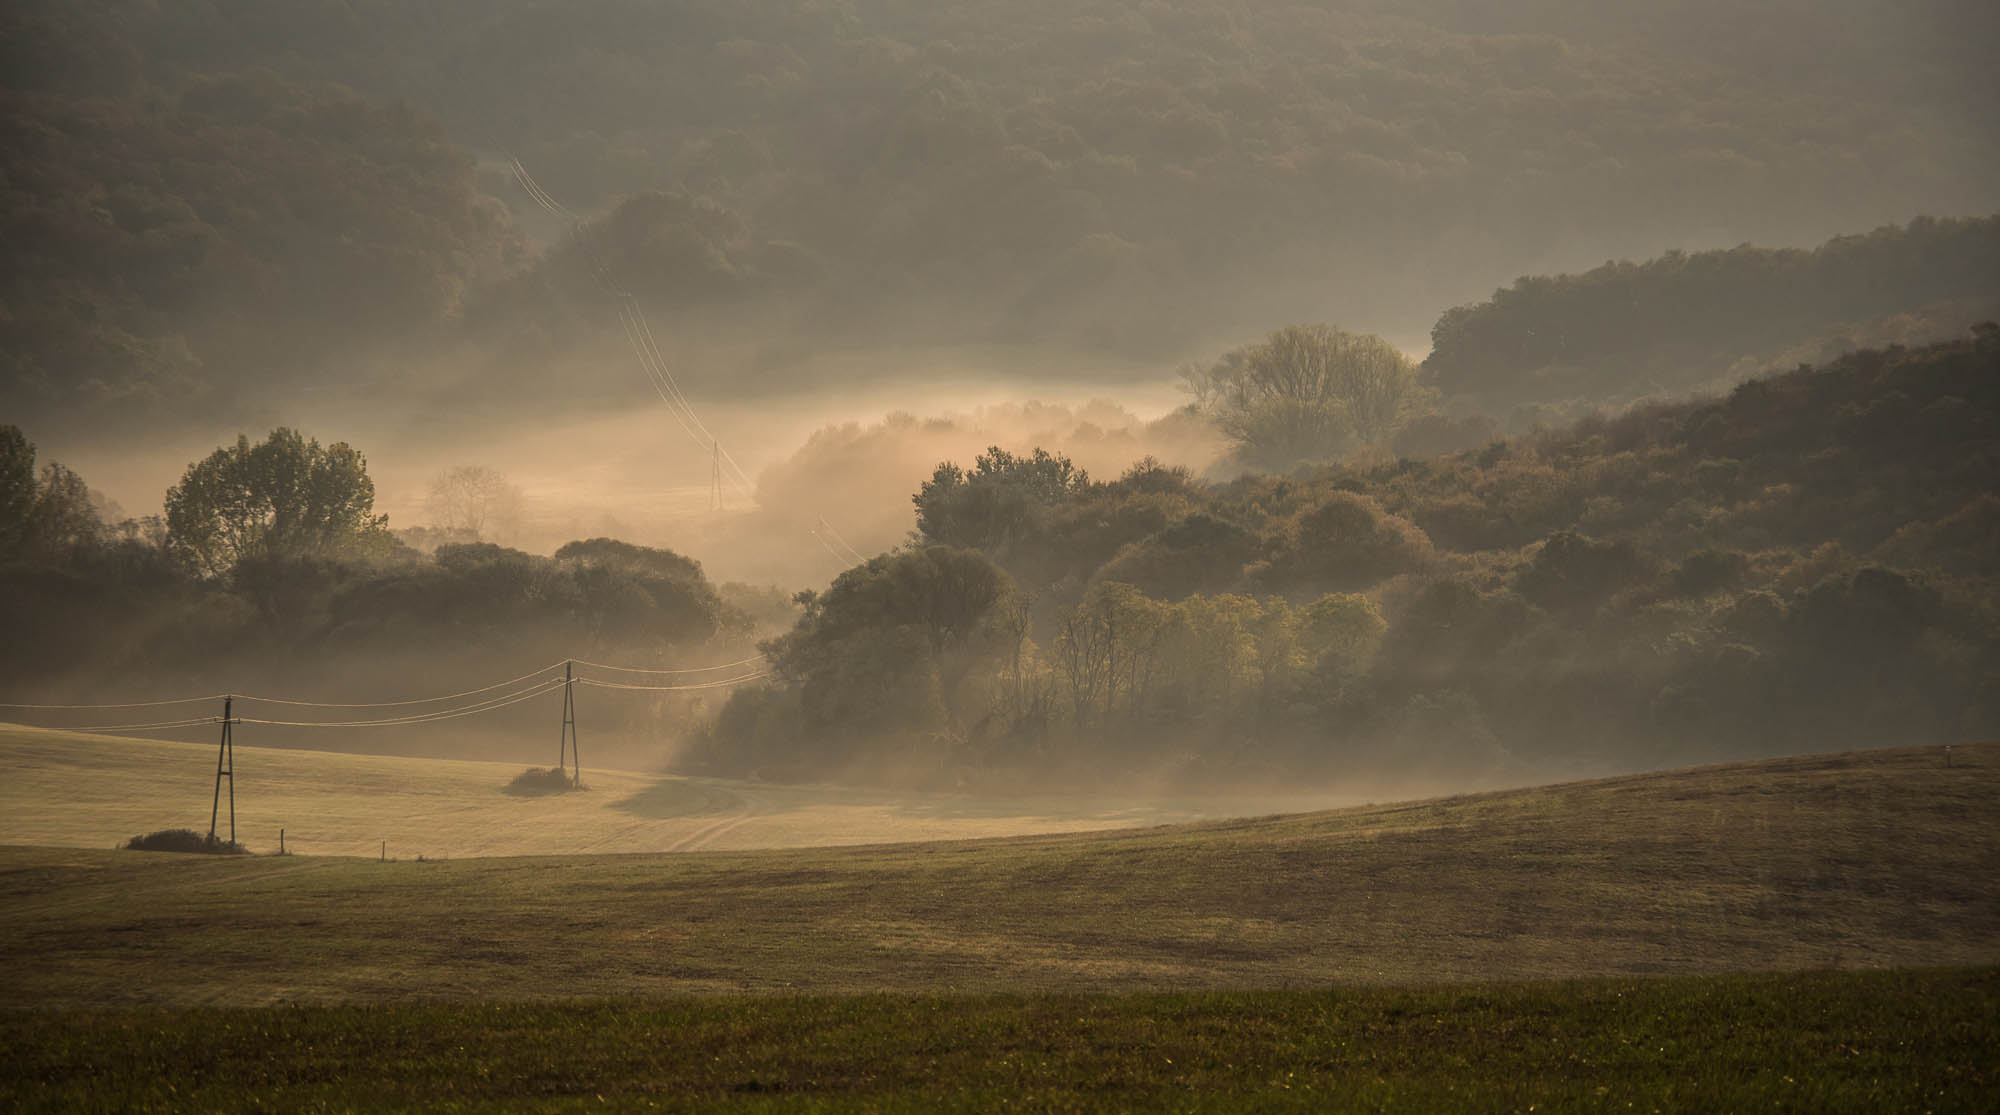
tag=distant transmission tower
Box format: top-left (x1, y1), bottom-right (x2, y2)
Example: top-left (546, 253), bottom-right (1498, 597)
top-left (207, 696), bottom-right (236, 846)
top-left (711, 439), bottom-right (722, 511)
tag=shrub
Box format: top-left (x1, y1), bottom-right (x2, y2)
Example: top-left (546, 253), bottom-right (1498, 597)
top-left (507, 766), bottom-right (578, 795)
top-left (124, 828), bottom-right (250, 854)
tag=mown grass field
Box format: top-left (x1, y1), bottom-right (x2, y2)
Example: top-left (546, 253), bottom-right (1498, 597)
top-left (0, 724), bottom-right (1336, 858)
top-left (2, 741), bottom-right (1993, 1010)
top-left (2, 968), bottom-right (1991, 1112)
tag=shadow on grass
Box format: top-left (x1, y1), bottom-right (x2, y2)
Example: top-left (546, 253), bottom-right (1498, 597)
top-left (613, 778), bottom-right (743, 818)
top-left (504, 767), bottom-right (582, 797)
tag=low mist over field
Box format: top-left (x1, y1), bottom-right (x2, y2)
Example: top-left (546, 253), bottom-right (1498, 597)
top-left (1, 3), bottom-right (1996, 1106)
top-left (3, 0), bottom-right (1997, 791)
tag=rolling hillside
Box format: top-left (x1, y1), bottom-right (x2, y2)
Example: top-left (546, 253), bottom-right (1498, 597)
top-left (1, 739), bottom-right (1992, 1009)
top-left (0, 725), bottom-right (1291, 858)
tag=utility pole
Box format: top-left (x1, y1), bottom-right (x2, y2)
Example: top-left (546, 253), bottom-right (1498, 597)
top-left (208, 695), bottom-right (236, 847)
top-left (558, 660), bottom-right (581, 787)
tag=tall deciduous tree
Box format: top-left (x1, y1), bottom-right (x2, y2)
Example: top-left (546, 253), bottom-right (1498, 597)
top-left (426, 465), bottom-right (524, 543)
top-left (165, 428), bottom-right (390, 578)
top-left (913, 446), bottom-right (1089, 554)
top-left (1186, 324), bottom-right (1432, 470)
top-left (0, 426), bottom-right (104, 564)
top-left (0, 426), bottom-right (38, 560)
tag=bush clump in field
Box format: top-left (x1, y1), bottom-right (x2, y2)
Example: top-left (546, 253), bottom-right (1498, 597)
top-left (506, 767), bottom-right (580, 795)
top-left (123, 828), bottom-right (250, 854)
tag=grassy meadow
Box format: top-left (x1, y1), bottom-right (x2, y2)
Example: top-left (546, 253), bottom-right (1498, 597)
top-left (1, 740), bottom-right (1993, 1011)
top-left (2, 968), bottom-right (1991, 1112)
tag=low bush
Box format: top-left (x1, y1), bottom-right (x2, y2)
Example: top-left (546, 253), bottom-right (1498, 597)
top-left (506, 767), bottom-right (578, 795)
top-left (123, 829), bottom-right (250, 855)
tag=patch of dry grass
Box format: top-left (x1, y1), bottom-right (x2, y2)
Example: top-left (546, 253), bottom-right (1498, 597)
top-left (0, 742), bottom-right (1992, 1009)
top-left (0, 724), bottom-right (1298, 858)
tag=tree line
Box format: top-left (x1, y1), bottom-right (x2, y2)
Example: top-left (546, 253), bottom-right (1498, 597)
top-left (0, 427), bottom-right (753, 713)
top-left (680, 329), bottom-right (2000, 789)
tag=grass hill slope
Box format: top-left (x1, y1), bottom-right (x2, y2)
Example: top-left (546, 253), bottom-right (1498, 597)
top-left (0, 725), bottom-right (1271, 859)
top-left (2, 741), bottom-right (1992, 1010)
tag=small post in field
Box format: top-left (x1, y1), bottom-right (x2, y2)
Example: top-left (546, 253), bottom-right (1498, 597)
top-left (1945, 744), bottom-right (1952, 768)
top-left (279, 827), bottom-right (285, 855)
top-left (380, 840), bottom-right (386, 862)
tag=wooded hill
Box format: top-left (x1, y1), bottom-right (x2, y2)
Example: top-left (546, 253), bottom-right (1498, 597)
top-left (688, 329), bottom-right (2000, 786)
top-left (5, 0), bottom-right (1995, 429)
top-left (1425, 215), bottom-right (2000, 421)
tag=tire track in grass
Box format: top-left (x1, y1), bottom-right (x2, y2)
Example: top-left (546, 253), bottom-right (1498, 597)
top-left (663, 791), bottom-right (774, 853)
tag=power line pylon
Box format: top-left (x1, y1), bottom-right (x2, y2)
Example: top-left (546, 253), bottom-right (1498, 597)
top-left (557, 661), bottom-right (581, 788)
top-left (208, 696), bottom-right (236, 847)
top-left (711, 439), bottom-right (722, 511)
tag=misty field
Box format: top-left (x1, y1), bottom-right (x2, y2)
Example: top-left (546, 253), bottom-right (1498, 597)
top-left (0, 724), bottom-right (1303, 859)
top-left (2, 741), bottom-right (1993, 1011)
top-left (3, 968), bottom-right (1992, 1112)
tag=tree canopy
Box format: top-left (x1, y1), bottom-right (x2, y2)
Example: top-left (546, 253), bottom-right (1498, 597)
top-left (164, 429), bottom-right (391, 579)
top-left (1185, 324), bottom-right (1432, 470)
top-left (690, 328), bottom-right (2000, 789)
top-left (5, 2), bottom-right (1993, 428)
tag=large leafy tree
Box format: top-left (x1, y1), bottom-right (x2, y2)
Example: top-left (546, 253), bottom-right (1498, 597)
top-left (0, 425), bottom-right (104, 564)
top-left (913, 446), bottom-right (1090, 555)
top-left (165, 428), bottom-right (390, 578)
top-left (1187, 324), bottom-right (1432, 470)
top-left (0, 426), bottom-right (37, 560)
top-left (758, 545), bottom-right (1015, 752)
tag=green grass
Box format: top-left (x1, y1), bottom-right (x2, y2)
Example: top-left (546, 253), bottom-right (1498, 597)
top-left (2, 968), bottom-right (1992, 1112)
top-left (2, 743), bottom-right (1994, 1010)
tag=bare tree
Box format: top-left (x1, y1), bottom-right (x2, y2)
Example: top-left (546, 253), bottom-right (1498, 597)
top-left (425, 465), bottom-right (524, 544)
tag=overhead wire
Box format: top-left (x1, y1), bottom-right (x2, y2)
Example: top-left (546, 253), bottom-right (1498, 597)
top-left (628, 307), bottom-right (758, 490)
top-left (575, 672), bottom-right (770, 692)
top-left (569, 655), bottom-right (765, 676)
top-left (510, 156), bottom-right (765, 503)
top-left (807, 523), bottom-right (854, 564)
top-left (233, 660), bottom-right (571, 709)
top-left (70, 716), bottom-right (222, 734)
top-left (816, 516), bottom-right (868, 564)
top-left (5, 654), bottom-right (771, 732)
top-left (510, 154), bottom-right (878, 563)
top-left (0, 693), bottom-right (228, 711)
top-left (237, 678), bottom-right (567, 729)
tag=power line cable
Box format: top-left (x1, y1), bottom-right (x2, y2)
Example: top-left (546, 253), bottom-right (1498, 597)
top-left (0, 694), bottom-right (228, 711)
top-left (3, 654), bottom-right (769, 720)
top-left (69, 716), bottom-right (222, 734)
top-left (238, 678), bottom-right (565, 729)
top-left (511, 154), bottom-right (881, 559)
top-left (511, 156), bottom-right (762, 503)
top-left (234, 661), bottom-right (570, 709)
top-left (807, 523), bottom-right (852, 564)
top-left (816, 516), bottom-right (868, 564)
top-left (570, 655), bottom-right (766, 676)
top-left (574, 672), bottom-right (769, 692)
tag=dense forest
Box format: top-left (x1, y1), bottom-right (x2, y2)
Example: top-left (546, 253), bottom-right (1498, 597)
top-left (1423, 216), bottom-right (2000, 421)
top-left (4, 0), bottom-right (1996, 434)
top-left (680, 329), bottom-right (2000, 789)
